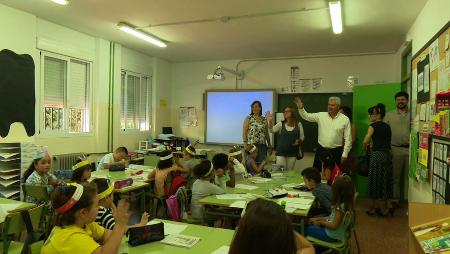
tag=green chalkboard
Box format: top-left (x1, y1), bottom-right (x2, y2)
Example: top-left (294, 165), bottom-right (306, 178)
top-left (277, 93), bottom-right (353, 152)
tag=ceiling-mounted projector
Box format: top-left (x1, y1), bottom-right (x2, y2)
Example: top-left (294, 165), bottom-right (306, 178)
top-left (206, 65), bottom-right (244, 81)
top-left (207, 73), bottom-right (225, 80)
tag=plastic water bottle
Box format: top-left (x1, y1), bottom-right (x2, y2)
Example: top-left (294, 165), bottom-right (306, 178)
top-left (281, 200), bottom-right (286, 209)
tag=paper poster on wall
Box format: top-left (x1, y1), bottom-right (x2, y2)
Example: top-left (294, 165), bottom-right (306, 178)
top-left (438, 61), bottom-right (448, 93)
top-left (178, 107), bottom-right (198, 128)
top-left (424, 64), bottom-right (430, 93)
top-left (418, 72), bottom-right (424, 92)
top-left (420, 148), bottom-right (428, 167)
top-left (429, 39), bottom-right (440, 71)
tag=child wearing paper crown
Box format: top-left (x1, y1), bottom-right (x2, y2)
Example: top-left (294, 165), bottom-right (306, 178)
top-left (147, 150), bottom-right (188, 198)
top-left (190, 160), bottom-right (225, 222)
top-left (181, 144), bottom-right (198, 188)
top-left (71, 159), bottom-right (93, 184)
top-left (245, 144), bottom-right (267, 175)
top-left (23, 147), bottom-right (62, 204)
top-left (93, 178), bottom-right (149, 230)
top-left (41, 183), bottom-right (130, 254)
top-left (228, 146), bottom-right (247, 181)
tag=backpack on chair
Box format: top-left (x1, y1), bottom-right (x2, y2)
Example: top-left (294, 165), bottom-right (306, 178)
top-left (166, 186), bottom-right (187, 222)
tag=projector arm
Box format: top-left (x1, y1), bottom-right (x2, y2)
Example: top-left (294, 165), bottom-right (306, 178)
top-left (216, 66), bottom-right (245, 80)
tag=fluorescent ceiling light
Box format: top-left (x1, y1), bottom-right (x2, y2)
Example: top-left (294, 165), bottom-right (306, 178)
top-left (117, 23), bottom-right (167, 48)
top-left (50, 0), bottom-right (69, 5)
top-left (329, 1), bottom-right (343, 34)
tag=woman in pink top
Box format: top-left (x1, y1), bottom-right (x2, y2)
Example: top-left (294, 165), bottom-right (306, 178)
top-left (147, 150), bottom-right (188, 197)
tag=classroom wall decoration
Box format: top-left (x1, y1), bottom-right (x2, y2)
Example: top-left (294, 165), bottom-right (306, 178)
top-left (0, 49), bottom-right (35, 137)
top-left (411, 21), bottom-right (450, 201)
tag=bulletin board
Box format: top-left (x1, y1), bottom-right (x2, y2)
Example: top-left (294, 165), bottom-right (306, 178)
top-left (430, 135), bottom-right (450, 204)
top-left (411, 21), bottom-right (450, 191)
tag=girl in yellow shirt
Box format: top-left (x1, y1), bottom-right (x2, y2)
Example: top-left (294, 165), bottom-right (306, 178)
top-left (42, 183), bottom-right (130, 254)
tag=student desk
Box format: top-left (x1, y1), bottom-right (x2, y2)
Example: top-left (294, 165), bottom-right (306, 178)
top-left (127, 219), bottom-right (234, 254)
top-left (0, 198), bottom-right (36, 224)
top-left (409, 202), bottom-right (450, 254)
top-left (91, 169), bottom-right (154, 212)
top-left (198, 171), bottom-right (314, 232)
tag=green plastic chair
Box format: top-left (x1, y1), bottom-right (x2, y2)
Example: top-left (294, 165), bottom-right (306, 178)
top-left (144, 154), bottom-right (160, 167)
top-left (306, 211), bottom-right (354, 254)
top-left (1, 204), bottom-right (45, 254)
top-left (22, 184), bottom-right (50, 203)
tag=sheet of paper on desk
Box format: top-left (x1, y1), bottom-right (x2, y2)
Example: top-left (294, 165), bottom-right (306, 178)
top-left (212, 246), bottom-right (230, 254)
top-left (251, 178), bottom-right (272, 183)
top-left (230, 200), bottom-right (247, 208)
top-left (147, 220), bottom-right (188, 235)
top-left (235, 184), bottom-right (258, 190)
top-left (285, 207), bottom-right (297, 213)
top-left (286, 203), bottom-right (310, 210)
top-left (289, 191), bottom-right (314, 197)
top-left (282, 183), bottom-right (299, 188)
top-left (271, 172), bottom-right (283, 177)
top-left (216, 194), bottom-right (253, 200)
top-left (279, 197), bottom-right (313, 205)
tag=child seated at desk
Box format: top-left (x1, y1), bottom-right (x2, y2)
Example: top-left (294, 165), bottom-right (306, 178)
top-left (23, 148), bottom-right (61, 204)
top-left (305, 175), bottom-right (355, 250)
top-left (190, 160), bottom-right (225, 222)
top-left (213, 153), bottom-right (235, 188)
top-left (228, 146), bottom-right (247, 181)
top-left (147, 150), bottom-right (188, 198)
top-left (41, 183), bottom-right (130, 254)
top-left (320, 150), bottom-right (343, 186)
top-left (71, 159), bottom-right (92, 184)
top-left (301, 167), bottom-right (332, 216)
top-left (98, 146), bottom-right (129, 170)
top-left (181, 144), bottom-right (198, 188)
top-left (245, 144), bottom-right (267, 175)
top-left (93, 178), bottom-right (149, 230)
top-left (229, 198), bottom-right (314, 254)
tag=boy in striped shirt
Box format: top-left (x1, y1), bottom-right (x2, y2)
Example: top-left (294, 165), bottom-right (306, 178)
top-left (93, 178), bottom-right (149, 230)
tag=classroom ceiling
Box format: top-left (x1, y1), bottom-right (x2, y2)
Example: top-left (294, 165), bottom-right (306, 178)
top-left (0, 0), bottom-right (428, 62)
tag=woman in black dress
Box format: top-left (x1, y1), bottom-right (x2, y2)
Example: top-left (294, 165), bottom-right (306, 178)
top-left (363, 103), bottom-right (394, 216)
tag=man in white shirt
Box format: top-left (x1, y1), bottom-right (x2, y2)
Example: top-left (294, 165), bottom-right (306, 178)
top-left (294, 96), bottom-right (352, 170)
top-left (98, 146), bottom-right (129, 170)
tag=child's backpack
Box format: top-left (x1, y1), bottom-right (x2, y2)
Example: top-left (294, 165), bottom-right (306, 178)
top-left (166, 186), bottom-right (187, 221)
top-left (167, 172), bottom-right (186, 196)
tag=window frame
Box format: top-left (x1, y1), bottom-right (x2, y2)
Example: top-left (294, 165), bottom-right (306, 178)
top-left (120, 70), bottom-right (151, 132)
top-left (39, 51), bottom-right (94, 136)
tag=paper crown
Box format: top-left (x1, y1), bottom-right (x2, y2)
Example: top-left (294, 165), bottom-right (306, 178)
top-left (35, 147), bottom-right (49, 160)
top-left (72, 160), bottom-right (91, 170)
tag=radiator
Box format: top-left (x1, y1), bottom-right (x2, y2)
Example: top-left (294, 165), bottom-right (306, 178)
top-left (53, 153), bottom-right (86, 170)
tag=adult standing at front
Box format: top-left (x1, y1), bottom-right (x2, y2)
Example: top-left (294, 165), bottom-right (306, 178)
top-left (268, 105), bottom-right (305, 170)
top-left (294, 97), bottom-right (352, 170)
top-left (384, 92), bottom-right (410, 203)
top-left (243, 101), bottom-right (272, 164)
top-left (363, 103), bottom-right (393, 216)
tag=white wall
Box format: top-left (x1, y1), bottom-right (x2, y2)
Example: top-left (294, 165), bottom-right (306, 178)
top-left (0, 3), bottom-right (171, 156)
top-left (171, 53), bottom-right (400, 142)
top-left (407, 0), bottom-right (450, 203)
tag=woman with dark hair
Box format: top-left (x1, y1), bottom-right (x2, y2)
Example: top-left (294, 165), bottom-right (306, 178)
top-left (269, 105), bottom-right (304, 170)
top-left (363, 103), bottom-right (394, 216)
top-left (243, 101), bottom-right (272, 164)
top-left (339, 106), bottom-right (357, 173)
top-left (229, 198), bottom-right (314, 254)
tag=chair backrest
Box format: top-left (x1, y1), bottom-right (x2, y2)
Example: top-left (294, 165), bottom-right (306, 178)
top-left (144, 154), bottom-right (159, 167)
top-left (3, 204), bottom-right (45, 235)
top-left (22, 184), bottom-right (50, 202)
top-left (342, 210), bottom-right (354, 241)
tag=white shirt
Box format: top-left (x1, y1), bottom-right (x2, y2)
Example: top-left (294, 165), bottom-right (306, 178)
top-left (98, 153), bottom-right (114, 170)
top-left (298, 109), bottom-right (352, 158)
top-left (272, 122), bottom-right (305, 141)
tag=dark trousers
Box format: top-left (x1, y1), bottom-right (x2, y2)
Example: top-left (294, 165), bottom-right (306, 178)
top-left (313, 144), bottom-right (343, 171)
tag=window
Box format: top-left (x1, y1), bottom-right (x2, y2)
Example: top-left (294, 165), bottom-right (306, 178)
top-left (41, 52), bottom-right (91, 134)
top-left (121, 71), bottom-right (151, 131)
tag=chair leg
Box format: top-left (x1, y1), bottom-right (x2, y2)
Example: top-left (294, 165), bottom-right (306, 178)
top-left (353, 229), bottom-right (361, 253)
